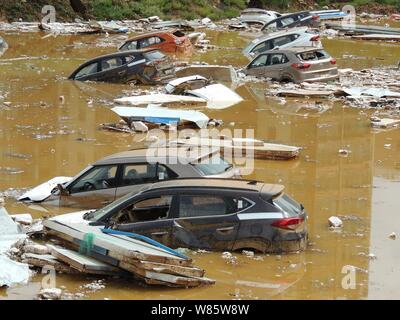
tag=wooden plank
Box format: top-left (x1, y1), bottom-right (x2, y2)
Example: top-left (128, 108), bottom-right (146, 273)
top-left (129, 259), bottom-right (205, 278)
top-left (119, 261), bottom-right (214, 287)
top-left (21, 253), bottom-right (77, 273)
top-left (371, 118), bottom-right (400, 129)
top-left (49, 245), bottom-right (123, 276)
top-left (44, 220), bottom-right (192, 267)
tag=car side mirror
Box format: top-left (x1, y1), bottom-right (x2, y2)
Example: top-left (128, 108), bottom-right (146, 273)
top-left (57, 184), bottom-right (70, 196)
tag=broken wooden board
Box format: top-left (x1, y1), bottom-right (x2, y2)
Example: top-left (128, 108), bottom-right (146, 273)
top-left (21, 252), bottom-right (76, 273)
top-left (276, 89), bottom-right (336, 98)
top-left (49, 245), bottom-right (123, 276)
top-left (371, 118), bottom-right (400, 129)
top-left (43, 220), bottom-right (191, 266)
top-left (170, 137), bottom-right (300, 160)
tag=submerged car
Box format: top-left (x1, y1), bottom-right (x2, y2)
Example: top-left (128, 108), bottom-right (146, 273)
top-left (68, 49), bottom-right (175, 84)
top-left (18, 147), bottom-right (240, 209)
top-left (261, 11), bottom-right (320, 33)
top-left (242, 27), bottom-right (321, 60)
top-left (165, 75), bottom-right (244, 109)
top-left (244, 47), bottom-right (339, 83)
top-left (119, 29), bottom-right (192, 54)
top-left (50, 179), bottom-right (308, 253)
top-left (239, 8), bottom-right (281, 26)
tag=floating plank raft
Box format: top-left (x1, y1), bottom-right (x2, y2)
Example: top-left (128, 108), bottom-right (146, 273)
top-left (43, 220), bottom-right (214, 287)
top-left (169, 137), bottom-right (300, 160)
top-left (371, 118), bottom-right (400, 129)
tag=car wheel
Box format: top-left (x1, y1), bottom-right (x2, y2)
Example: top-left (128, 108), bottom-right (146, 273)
top-left (232, 238), bottom-right (272, 253)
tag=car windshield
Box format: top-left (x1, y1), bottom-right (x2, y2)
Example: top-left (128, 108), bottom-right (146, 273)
top-left (143, 50), bottom-right (165, 61)
top-left (297, 50), bottom-right (330, 61)
top-left (273, 194), bottom-right (303, 217)
top-left (85, 185), bottom-right (150, 221)
top-left (192, 155), bottom-right (233, 175)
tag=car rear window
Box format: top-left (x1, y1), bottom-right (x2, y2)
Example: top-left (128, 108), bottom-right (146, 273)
top-left (143, 50), bottom-right (166, 61)
top-left (192, 156), bottom-right (233, 176)
top-left (273, 194), bottom-right (303, 217)
top-left (173, 30), bottom-right (185, 37)
top-left (297, 50), bottom-right (330, 61)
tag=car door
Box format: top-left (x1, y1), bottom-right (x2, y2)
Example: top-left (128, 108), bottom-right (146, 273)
top-left (114, 163), bottom-right (176, 199)
top-left (245, 53), bottom-right (269, 77)
top-left (109, 193), bottom-right (177, 247)
top-left (171, 192), bottom-right (241, 251)
top-left (263, 53), bottom-right (291, 80)
top-left (95, 56), bottom-right (127, 83)
top-left (72, 61), bottom-right (100, 81)
top-left (60, 164), bottom-right (119, 209)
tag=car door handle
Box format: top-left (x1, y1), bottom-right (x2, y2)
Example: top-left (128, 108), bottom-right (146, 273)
top-left (216, 226), bottom-right (235, 234)
top-left (118, 71), bottom-right (126, 75)
top-left (151, 231), bottom-right (168, 236)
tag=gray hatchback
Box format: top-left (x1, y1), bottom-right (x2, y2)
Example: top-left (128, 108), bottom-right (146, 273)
top-left (244, 47), bottom-right (339, 83)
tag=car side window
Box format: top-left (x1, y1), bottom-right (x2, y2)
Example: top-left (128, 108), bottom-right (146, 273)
top-left (123, 40), bottom-right (137, 50)
top-left (120, 163), bottom-right (159, 186)
top-left (139, 36), bottom-right (162, 48)
top-left (100, 57), bottom-right (123, 72)
top-left (178, 195), bottom-right (239, 218)
top-left (111, 195), bottom-right (173, 224)
top-left (281, 17), bottom-right (295, 26)
top-left (125, 55), bottom-right (136, 64)
top-left (69, 165), bottom-right (118, 193)
top-left (75, 62), bottom-right (99, 79)
top-left (265, 21), bottom-right (277, 30)
top-left (267, 53), bottom-right (289, 65)
top-left (249, 54), bottom-right (268, 68)
top-left (272, 36), bottom-right (293, 47)
top-left (252, 40), bottom-right (272, 55)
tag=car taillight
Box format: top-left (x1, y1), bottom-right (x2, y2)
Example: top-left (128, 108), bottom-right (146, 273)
top-left (291, 63), bottom-right (311, 70)
top-left (272, 217), bottom-right (304, 230)
top-left (330, 58), bottom-right (337, 65)
top-left (310, 35), bottom-right (320, 41)
top-left (312, 15), bottom-right (319, 21)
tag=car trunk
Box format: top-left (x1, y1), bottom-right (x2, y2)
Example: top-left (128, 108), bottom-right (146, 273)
top-left (295, 49), bottom-right (338, 80)
top-left (143, 51), bottom-right (176, 81)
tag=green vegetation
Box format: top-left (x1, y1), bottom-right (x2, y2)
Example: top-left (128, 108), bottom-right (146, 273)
top-left (0, 0), bottom-right (398, 22)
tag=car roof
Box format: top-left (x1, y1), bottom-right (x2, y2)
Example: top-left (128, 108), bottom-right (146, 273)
top-left (81, 48), bottom-right (162, 64)
top-left (142, 178), bottom-right (284, 196)
top-left (124, 29), bottom-right (180, 42)
top-left (259, 46), bottom-right (323, 55)
top-left (252, 26), bottom-right (309, 43)
top-left (93, 146), bottom-right (220, 165)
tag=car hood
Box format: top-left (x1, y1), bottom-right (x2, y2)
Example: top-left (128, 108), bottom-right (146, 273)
top-left (48, 210), bottom-right (92, 225)
top-left (188, 83), bottom-right (244, 109)
top-left (18, 176), bottom-right (73, 202)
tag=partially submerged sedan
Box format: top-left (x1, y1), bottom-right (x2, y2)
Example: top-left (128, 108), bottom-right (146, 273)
top-left (68, 49), bottom-right (175, 84)
top-left (244, 47), bottom-right (339, 83)
top-left (261, 11), bottom-right (320, 34)
top-left (239, 8), bottom-right (281, 26)
top-left (242, 27), bottom-right (321, 60)
top-left (50, 179), bottom-right (308, 253)
top-left (119, 29), bottom-right (192, 54)
top-left (18, 147), bottom-right (240, 209)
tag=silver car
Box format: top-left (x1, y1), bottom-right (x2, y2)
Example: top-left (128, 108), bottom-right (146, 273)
top-left (244, 47), bottom-right (339, 83)
top-left (239, 8), bottom-right (281, 26)
top-left (242, 27), bottom-right (322, 60)
top-left (18, 147), bottom-right (240, 209)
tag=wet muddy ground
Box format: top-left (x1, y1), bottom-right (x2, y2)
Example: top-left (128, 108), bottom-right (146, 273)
top-left (0, 28), bottom-right (400, 299)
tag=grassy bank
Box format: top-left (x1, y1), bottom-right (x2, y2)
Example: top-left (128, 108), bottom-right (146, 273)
top-left (0, 0), bottom-right (398, 22)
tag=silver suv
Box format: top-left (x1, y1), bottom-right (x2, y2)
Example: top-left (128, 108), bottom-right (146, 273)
top-left (18, 147), bottom-right (240, 209)
top-left (244, 47), bottom-right (339, 83)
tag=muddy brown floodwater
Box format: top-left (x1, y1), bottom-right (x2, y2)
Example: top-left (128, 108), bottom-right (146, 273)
top-left (0, 29), bottom-right (400, 300)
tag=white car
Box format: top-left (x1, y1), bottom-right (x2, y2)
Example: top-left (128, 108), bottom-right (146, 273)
top-left (242, 27), bottom-right (322, 60)
top-left (239, 8), bottom-right (281, 26)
